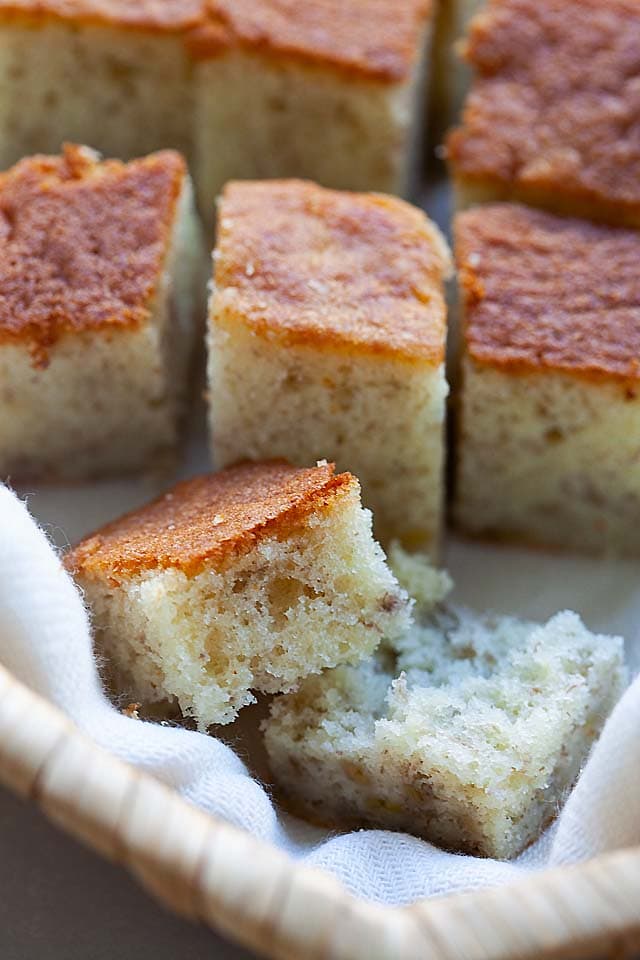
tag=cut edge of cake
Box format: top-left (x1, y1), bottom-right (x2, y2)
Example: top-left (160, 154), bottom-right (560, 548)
top-left (263, 550), bottom-right (627, 859)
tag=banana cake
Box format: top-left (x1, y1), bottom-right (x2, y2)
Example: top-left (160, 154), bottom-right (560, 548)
top-left (263, 549), bottom-right (626, 859)
top-left (454, 203), bottom-right (640, 554)
top-left (64, 461), bottom-right (412, 728)
top-left (0, 0), bottom-right (435, 210)
top-left (191, 0), bottom-right (432, 210)
top-left (446, 0), bottom-right (640, 227)
top-left (0, 144), bottom-right (202, 481)
top-left (207, 179), bottom-right (451, 554)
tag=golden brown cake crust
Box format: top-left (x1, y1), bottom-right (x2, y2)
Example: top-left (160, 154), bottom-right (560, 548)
top-left (214, 179), bottom-right (449, 363)
top-left (0, 0), bottom-right (432, 80)
top-left (446, 0), bottom-right (640, 217)
top-left (187, 0), bottom-right (431, 79)
top-left (0, 0), bottom-right (204, 30)
top-left (0, 144), bottom-right (185, 366)
top-left (455, 203), bottom-right (640, 382)
top-left (64, 461), bottom-right (357, 579)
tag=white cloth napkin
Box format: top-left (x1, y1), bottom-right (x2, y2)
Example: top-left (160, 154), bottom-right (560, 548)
top-left (1, 482), bottom-right (639, 906)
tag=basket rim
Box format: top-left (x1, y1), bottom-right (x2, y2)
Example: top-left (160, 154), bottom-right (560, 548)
top-left (0, 661), bottom-right (638, 960)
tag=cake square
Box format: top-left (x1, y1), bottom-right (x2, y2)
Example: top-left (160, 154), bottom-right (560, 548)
top-left (208, 179), bottom-right (451, 554)
top-left (454, 203), bottom-right (640, 554)
top-left (0, 0), bottom-right (434, 211)
top-left (264, 549), bottom-right (626, 859)
top-left (191, 0), bottom-right (434, 206)
top-left (0, 144), bottom-right (202, 481)
top-left (64, 461), bottom-right (412, 728)
top-left (446, 0), bottom-right (640, 226)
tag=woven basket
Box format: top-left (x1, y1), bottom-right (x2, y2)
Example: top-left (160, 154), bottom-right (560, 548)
top-left (0, 660), bottom-right (638, 960)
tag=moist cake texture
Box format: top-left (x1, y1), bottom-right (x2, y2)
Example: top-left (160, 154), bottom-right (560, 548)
top-left (447, 0), bottom-right (640, 226)
top-left (208, 179), bottom-right (451, 553)
top-left (264, 548), bottom-right (627, 859)
top-left (192, 0), bottom-right (433, 205)
top-left (454, 203), bottom-right (640, 553)
top-left (0, 0), bottom-right (433, 207)
top-left (65, 461), bottom-right (412, 728)
top-left (0, 144), bottom-right (202, 480)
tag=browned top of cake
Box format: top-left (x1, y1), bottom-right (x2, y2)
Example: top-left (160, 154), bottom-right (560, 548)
top-left (188, 0), bottom-right (431, 79)
top-left (0, 0), bottom-right (204, 29)
top-left (456, 203), bottom-right (640, 381)
top-left (213, 179), bottom-right (450, 363)
top-left (447, 0), bottom-right (640, 215)
top-left (0, 0), bottom-right (431, 80)
top-left (64, 461), bottom-right (357, 579)
top-left (0, 144), bottom-right (185, 366)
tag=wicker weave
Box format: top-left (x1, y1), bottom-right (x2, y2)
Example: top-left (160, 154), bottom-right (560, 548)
top-left (0, 662), bottom-right (638, 960)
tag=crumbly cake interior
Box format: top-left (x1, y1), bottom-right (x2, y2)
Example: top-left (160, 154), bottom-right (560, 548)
top-left (78, 481), bottom-right (411, 728)
top-left (264, 549), bottom-right (627, 859)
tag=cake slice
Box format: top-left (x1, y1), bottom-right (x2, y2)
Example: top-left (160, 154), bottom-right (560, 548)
top-left (264, 549), bottom-right (627, 859)
top-left (64, 461), bottom-right (412, 728)
top-left (454, 203), bottom-right (640, 554)
top-left (191, 0), bottom-right (434, 207)
top-left (208, 179), bottom-right (451, 553)
top-left (446, 0), bottom-right (640, 226)
top-left (0, 144), bottom-right (203, 481)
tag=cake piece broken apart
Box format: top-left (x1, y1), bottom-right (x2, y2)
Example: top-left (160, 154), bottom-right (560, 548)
top-left (454, 203), bottom-right (640, 554)
top-left (447, 0), bottom-right (640, 227)
top-left (65, 461), bottom-right (411, 728)
top-left (208, 179), bottom-right (451, 554)
top-left (0, 144), bottom-right (202, 481)
top-left (264, 549), bottom-right (626, 859)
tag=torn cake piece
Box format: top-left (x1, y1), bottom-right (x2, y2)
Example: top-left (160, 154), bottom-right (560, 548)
top-left (65, 461), bottom-right (411, 728)
top-left (0, 144), bottom-right (202, 481)
top-left (264, 549), bottom-right (626, 859)
top-left (454, 202), bottom-right (640, 554)
top-left (208, 179), bottom-right (451, 553)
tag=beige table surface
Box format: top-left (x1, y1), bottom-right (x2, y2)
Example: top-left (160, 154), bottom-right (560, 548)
top-left (0, 785), bottom-right (257, 959)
